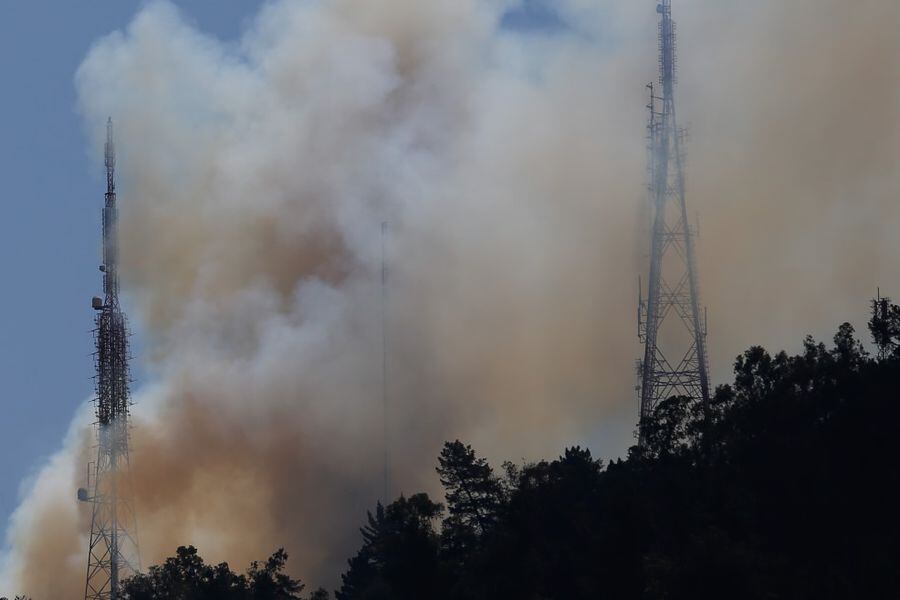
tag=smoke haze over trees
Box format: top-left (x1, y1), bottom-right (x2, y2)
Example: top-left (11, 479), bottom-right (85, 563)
top-left (107, 304), bottom-right (900, 599)
top-left (332, 307), bottom-right (900, 598)
top-left (2, 0), bottom-right (900, 597)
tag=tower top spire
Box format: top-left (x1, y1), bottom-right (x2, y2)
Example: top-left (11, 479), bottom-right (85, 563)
top-left (101, 118), bottom-right (119, 301)
top-left (657, 0), bottom-right (676, 94)
top-left (105, 118), bottom-right (115, 195)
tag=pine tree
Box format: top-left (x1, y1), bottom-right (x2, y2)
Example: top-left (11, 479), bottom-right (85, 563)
top-left (436, 440), bottom-right (504, 576)
top-left (337, 495), bottom-right (443, 600)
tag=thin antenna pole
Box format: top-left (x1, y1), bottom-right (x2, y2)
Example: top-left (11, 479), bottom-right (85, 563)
top-left (381, 222), bottom-right (390, 503)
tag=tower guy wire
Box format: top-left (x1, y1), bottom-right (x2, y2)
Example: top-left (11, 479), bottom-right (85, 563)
top-left (79, 119), bottom-right (141, 600)
top-left (381, 221), bottom-right (391, 504)
top-left (637, 1), bottom-right (711, 445)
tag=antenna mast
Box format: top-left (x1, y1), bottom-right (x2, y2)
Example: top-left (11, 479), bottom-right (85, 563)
top-left (381, 221), bottom-right (390, 503)
top-left (80, 119), bottom-right (141, 600)
top-left (637, 1), bottom-right (711, 444)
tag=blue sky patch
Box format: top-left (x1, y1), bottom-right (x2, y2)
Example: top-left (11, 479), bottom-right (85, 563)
top-left (501, 0), bottom-right (570, 34)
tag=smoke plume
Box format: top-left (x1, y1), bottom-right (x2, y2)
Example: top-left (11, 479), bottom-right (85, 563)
top-left (2, 0), bottom-right (899, 596)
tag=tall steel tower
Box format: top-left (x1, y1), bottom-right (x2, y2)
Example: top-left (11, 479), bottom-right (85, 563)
top-left (637, 0), bottom-right (710, 439)
top-left (79, 119), bottom-right (140, 600)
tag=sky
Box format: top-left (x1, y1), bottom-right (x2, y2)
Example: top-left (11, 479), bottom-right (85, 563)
top-left (0, 0), bottom-right (269, 539)
top-left (0, 0), bottom-right (577, 553)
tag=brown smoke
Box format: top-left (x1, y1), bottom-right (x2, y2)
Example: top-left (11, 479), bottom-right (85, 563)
top-left (3, 0), bottom-right (899, 596)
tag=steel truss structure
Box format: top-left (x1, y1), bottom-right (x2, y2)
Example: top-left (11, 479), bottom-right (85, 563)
top-left (82, 119), bottom-right (140, 600)
top-left (638, 0), bottom-right (710, 441)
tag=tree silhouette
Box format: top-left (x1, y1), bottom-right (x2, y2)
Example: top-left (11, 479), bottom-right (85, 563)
top-left (436, 440), bottom-right (504, 583)
top-left (869, 294), bottom-right (900, 359)
top-left (337, 494), bottom-right (443, 600)
top-left (121, 546), bottom-right (306, 600)
top-left (246, 549), bottom-right (305, 600)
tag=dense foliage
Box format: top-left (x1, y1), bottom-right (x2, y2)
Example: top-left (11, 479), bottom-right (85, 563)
top-left (121, 546), bottom-right (327, 600)
top-left (336, 304), bottom-right (900, 600)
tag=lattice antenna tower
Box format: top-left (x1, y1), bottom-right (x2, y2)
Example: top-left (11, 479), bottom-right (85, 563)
top-left (637, 0), bottom-right (710, 443)
top-left (79, 118), bottom-right (141, 600)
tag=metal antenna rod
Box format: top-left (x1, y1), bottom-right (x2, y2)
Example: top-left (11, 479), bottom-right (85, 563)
top-left (381, 221), bottom-right (391, 503)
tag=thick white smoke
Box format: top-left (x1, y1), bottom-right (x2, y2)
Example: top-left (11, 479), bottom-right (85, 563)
top-left (2, 0), bottom-right (899, 596)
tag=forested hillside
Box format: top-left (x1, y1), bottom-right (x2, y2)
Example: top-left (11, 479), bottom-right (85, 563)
top-left (115, 299), bottom-right (900, 600)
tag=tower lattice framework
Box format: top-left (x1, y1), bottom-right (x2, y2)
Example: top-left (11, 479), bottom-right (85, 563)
top-left (81, 119), bottom-right (140, 600)
top-left (638, 0), bottom-right (710, 440)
